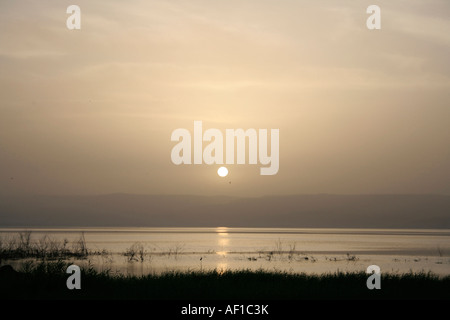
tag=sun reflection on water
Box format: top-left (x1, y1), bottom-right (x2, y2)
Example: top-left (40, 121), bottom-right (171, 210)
top-left (216, 227), bottom-right (229, 255)
top-left (216, 226), bottom-right (229, 236)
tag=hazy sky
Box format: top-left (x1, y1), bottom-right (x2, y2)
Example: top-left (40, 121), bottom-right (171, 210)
top-left (1, 0), bottom-right (449, 196)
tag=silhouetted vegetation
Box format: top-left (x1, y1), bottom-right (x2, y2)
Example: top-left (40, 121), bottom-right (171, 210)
top-left (0, 261), bottom-right (449, 300)
top-left (124, 243), bottom-right (145, 262)
top-left (0, 231), bottom-right (90, 260)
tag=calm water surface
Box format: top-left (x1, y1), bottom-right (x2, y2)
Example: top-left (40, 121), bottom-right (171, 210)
top-left (1, 227), bottom-right (449, 276)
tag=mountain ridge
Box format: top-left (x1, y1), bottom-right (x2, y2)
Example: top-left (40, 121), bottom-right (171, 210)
top-left (0, 194), bottom-right (449, 228)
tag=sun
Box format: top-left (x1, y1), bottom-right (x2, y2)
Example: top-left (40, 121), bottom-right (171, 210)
top-left (217, 167), bottom-right (228, 177)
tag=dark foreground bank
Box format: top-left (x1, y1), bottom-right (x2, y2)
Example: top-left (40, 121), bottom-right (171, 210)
top-left (0, 262), bottom-right (449, 300)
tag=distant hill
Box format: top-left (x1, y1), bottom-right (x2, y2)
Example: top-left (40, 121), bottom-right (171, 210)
top-left (0, 194), bottom-right (449, 228)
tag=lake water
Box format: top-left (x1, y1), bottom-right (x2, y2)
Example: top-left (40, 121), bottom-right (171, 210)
top-left (1, 227), bottom-right (449, 276)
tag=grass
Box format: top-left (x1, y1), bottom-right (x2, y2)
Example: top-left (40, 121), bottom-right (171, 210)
top-left (0, 231), bottom-right (89, 260)
top-left (0, 261), bottom-right (449, 300)
top-left (124, 242), bottom-right (145, 262)
top-left (0, 232), bottom-right (187, 262)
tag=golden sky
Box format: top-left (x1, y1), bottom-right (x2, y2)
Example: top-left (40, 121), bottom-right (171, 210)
top-left (1, 0), bottom-right (449, 196)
